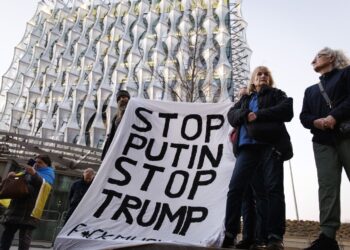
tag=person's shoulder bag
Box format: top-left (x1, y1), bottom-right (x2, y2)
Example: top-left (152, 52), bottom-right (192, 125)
top-left (318, 82), bottom-right (350, 135)
top-left (0, 173), bottom-right (29, 199)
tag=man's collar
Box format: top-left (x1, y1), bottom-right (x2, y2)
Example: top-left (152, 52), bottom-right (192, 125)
top-left (319, 68), bottom-right (338, 80)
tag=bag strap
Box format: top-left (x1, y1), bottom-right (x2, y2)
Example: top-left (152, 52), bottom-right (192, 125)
top-left (317, 82), bottom-right (332, 109)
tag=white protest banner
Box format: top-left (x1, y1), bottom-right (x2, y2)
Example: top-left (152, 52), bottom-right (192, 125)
top-left (54, 98), bottom-right (235, 249)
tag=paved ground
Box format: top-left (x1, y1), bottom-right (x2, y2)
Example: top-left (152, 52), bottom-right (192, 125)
top-left (10, 241), bottom-right (52, 250)
top-left (9, 237), bottom-right (350, 249)
top-left (9, 239), bottom-right (303, 250)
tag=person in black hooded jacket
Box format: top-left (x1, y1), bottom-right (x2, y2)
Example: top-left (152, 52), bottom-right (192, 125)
top-left (222, 66), bottom-right (293, 250)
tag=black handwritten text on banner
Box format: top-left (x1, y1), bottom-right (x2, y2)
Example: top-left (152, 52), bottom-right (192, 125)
top-left (54, 98), bottom-right (235, 249)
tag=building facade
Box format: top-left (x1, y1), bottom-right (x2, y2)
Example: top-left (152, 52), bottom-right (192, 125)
top-left (0, 0), bottom-right (251, 149)
top-left (0, 0), bottom-right (251, 243)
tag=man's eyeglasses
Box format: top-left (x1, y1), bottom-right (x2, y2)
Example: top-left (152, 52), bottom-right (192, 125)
top-left (316, 53), bottom-right (329, 58)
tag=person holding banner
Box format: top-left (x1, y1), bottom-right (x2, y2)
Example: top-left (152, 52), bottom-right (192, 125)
top-left (222, 66), bottom-right (293, 250)
top-left (0, 154), bottom-right (55, 250)
top-left (101, 89), bottom-right (130, 161)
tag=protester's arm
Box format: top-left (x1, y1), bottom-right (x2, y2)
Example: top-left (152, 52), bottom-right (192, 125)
top-left (101, 116), bottom-right (119, 161)
top-left (101, 135), bottom-right (112, 161)
top-left (7, 172), bottom-right (16, 178)
top-left (300, 88), bottom-right (319, 129)
top-left (255, 89), bottom-right (293, 122)
top-left (227, 97), bottom-right (250, 127)
top-left (25, 165), bottom-right (43, 187)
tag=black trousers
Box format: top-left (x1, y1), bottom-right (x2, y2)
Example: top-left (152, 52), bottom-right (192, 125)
top-left (0, 223), bottom-right (34, 250)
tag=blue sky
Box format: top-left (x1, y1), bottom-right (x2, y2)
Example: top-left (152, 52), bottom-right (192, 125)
top-left (1, 0), bottom-right (350, 222)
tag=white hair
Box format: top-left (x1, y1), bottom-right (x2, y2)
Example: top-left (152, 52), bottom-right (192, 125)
top-left (319, 47), bottom-right (350, 69)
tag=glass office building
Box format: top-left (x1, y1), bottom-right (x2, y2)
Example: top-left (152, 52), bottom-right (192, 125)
top-left (0, 0), bottom-right (250, 148)
top-left (0, 0), bottom-right (251, 242)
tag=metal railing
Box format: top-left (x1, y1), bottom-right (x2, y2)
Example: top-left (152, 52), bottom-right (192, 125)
top-left (0, 131), bottom-right (102, 171)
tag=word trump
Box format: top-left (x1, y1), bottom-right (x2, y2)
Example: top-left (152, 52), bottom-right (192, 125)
top-left (94, 190), bottom-right (208, 236)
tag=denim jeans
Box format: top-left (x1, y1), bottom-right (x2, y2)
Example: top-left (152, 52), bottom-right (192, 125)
top-left (241, 185), bottom-right (257, 241)
top-left (225, 144), bottom-right (285, 240)
top-left (241, 182), bottom-right (268, 243)
top-left (256, 150), bottom-right (285, 240)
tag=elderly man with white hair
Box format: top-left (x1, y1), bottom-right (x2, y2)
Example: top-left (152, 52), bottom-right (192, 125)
top-left (300, 47), bottom-right (350, 250)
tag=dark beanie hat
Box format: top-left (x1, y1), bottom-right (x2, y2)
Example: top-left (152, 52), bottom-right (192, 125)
top-left (116, 90), bottom-right (130, 102)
